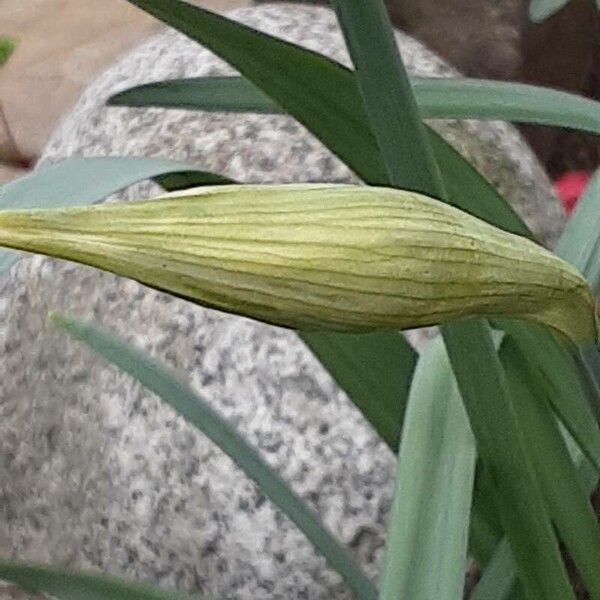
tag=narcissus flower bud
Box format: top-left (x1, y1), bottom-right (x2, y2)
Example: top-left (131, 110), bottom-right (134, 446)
top-left (0, 184), bottom-right (596, 343)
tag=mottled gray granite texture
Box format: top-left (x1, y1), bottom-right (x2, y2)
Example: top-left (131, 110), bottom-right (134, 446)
top-left (0, 4), bottom-right (565, 599)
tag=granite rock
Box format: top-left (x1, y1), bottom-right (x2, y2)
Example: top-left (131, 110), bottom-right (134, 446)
top-left (0, 4), bottom-right (564, 599)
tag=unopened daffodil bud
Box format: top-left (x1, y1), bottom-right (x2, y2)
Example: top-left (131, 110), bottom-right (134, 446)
top-left (0, 184), bottom-right (596, 343)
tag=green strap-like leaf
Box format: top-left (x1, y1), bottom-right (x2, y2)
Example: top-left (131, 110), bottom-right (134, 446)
top-left (471, 445), bottom-right (600, 600)
top-left (327, 0), bottom-right (445, 194)
top-left (109, 75), bottom-right (600, 137)
top-left (468, 331), bottom-right (600, 600)
top-left (494, 320), bottom-right (600, 474)
top-left (551, 168), bottom-right (600, 464)
top-left (379, 337), bottom-right (476, 600)
top-left (52, 313), bottom-right (377, 600)
top-left (129, 0), bottom-right (390, 184)
top-left (469, 478), bottom-right (505, 567)
top-left (477, 167), bottom-right (600, 596)
top-left (476, 174), bottom-right (600, 600)
top-left (0, 561), bottom-right (203, 600)
top-left (557, 169), bottom-right (600, 297)
top-left (469, 540), bottom-right (517, 600)
top-left (500, 336), bottom-right (600, 600)
top-left (109, 76), bottom-right (280, 113)
top-left (413, 77), bottom-right (600, 134)
top-left (0, 156), bottom-right (231, 276)
top-left (579, 344), bottom-right (600, 418)
top-left (0, 157), bottom-right (230, 210)
top-left (443, 320), bottom-right (575, 599)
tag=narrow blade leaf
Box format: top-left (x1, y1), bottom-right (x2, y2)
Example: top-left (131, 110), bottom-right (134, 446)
top-left (476, 166), bottom-right (600, 598)
top-left (0, 561), bottom-right (203, 600)
top-left (500, 336), bottom-right (600, 600)
top-left (379, 337), bottom-right (476, 600)
top-left (442, 320), bottom-right (575, 600)
top-left (415, 77), bottom-right (600, 135)
top-left (326, 0), bottom-right (444, 193)
top-left (557, 169), bottom-right (600, 296)
top-left (127, 0), bottom-right (390, 184)
top-left (52, 313), bottom-right (377, 600)
top-left (109, 76), bottom-right (280, 113)
top-left (470, 540), bottom-right (517, 600)
top-left (110, 75), bottom-right (600, 137)
top-left (472, 443), bottom-right (600, 600)
top-left (0, 157), bottom-right (230, 210)
top-left (494, 320), bottom-right (600, 475)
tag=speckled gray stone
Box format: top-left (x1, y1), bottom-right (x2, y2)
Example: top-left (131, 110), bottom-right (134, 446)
top-left (0, 4), bottom-right (565, 599)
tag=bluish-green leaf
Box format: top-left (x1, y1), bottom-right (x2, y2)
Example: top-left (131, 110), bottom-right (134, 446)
top-left (109, 75), bottom-right (600, 137)
top-left (557, 169), bottom-right (600, 296)
top-left (0, 561), bottom-right (203, 600)
top-left (128, 0), bottom-right (390, 184)
top-left (476, 166), bottom-right (600, 597)
top-left (109, 76), bottom-right (280, 113)
top-left (494, 320), bottom-right (600, 474)
top-left (0, 157), bottom-right (230, 210)
top-left (414, 77), bottom-right (600, 135)
top-left (579, 344), bottom-right (600, 418)
top-left (379, 337), bottom-right (476, 600)
top-left (469, 479), bottom-right (505, 567)
top-left (471, 442), bottom-right (600, 600)
top-left (470, 540), bottom-right (517, 600)
top-left (442, 320), bottom-right (575, 600)
top-left (500, 336), bottom-right (600, 600)
top-left (551, 168), bottom-right (600, 465)
top-left (52, 313), bottom-right (377, 600)
top-left (323, 0), bottom-right (444, 193)
top-left (0, 156), bottom-right (231, 275)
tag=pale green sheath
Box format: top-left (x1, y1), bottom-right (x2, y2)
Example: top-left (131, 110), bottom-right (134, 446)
top-left (0, 184), bottom-right (596, 343)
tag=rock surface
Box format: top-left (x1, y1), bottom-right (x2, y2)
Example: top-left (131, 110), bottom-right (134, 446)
top-left (0, 4), bottom-right (564, 599)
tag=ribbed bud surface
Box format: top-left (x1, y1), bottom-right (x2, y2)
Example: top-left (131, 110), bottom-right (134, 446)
top-left (0, 184), bottom-right (596, 342)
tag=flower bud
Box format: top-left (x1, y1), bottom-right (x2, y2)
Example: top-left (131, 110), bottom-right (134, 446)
top-left (0, 184), bottom-right (596, 343)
